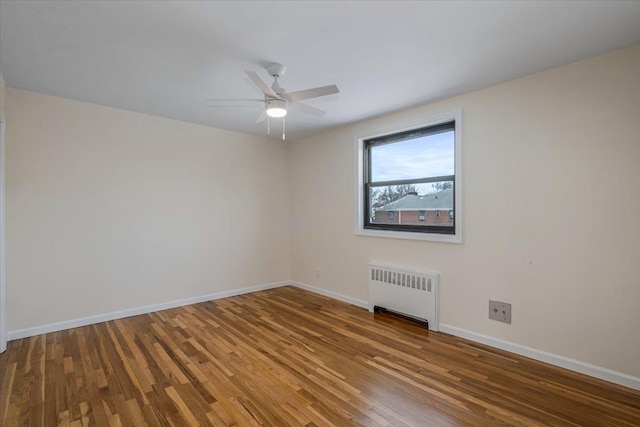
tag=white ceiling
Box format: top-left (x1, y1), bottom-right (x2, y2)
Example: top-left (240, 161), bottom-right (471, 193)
top-left (1, 1), bottom-right (639, 141)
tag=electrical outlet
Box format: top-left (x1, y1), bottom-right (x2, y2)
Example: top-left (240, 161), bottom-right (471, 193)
top-left (313, 269), bottom-right (320, 278)
top-left (489, 300), bottom-right (511, 324)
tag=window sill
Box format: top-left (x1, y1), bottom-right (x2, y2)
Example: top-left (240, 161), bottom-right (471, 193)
top-left (355, 228), bottom-right (462, 244)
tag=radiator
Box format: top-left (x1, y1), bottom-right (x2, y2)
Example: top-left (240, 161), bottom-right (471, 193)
top-left (368, 262), bottom-right (439, 331)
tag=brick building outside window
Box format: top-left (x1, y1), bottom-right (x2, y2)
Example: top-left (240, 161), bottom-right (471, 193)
top-left (372, 189), bottom-right (453, 226)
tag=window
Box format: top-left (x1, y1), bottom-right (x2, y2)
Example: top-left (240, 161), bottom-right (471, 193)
top-left (388, 211), bottom-right (395, 220)
top-left (356, 111), bottom-right (462, 243)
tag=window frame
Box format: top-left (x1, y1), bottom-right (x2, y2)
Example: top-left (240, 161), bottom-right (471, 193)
top-left (355, 110), bottom-right (462, 243)
top-left (363, 121), bottom-right (455, 235)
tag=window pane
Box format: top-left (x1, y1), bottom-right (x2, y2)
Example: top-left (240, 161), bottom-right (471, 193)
top-left (369, 181), bottom-right (454, 227)
top-left (370, 130), bottom-right (454, 182)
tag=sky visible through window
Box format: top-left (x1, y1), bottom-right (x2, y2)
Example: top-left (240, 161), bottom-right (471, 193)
top-left (370, 130), bottom-right (454, 195)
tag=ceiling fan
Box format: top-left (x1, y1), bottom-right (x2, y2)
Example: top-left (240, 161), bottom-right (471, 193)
top-left (207, 63), bottom-right (339, 140)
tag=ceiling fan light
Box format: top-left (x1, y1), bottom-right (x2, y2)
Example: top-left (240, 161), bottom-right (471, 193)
top-left (266, 99), bottom-right (287, 118)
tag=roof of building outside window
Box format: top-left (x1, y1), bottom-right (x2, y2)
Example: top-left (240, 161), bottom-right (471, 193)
top-left (375, 189), bottom-right (453, 211)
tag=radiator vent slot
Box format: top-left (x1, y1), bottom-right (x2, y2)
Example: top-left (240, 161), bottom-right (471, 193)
top-left (368, 262), bottom-right (439, 331)
top-left (371, 268), bottom-right (432, 291)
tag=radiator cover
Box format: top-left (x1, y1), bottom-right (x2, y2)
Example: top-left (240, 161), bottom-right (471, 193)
top-left (368, 262), bottom-right (439, 331)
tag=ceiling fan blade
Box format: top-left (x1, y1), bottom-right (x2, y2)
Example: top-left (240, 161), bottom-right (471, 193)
top-left (256, 109), bottom-right (267, 123)
top-left (206, 105), bottom-right (263, 109)
top-left (289, 102), bottom-right (326, 117)
top-left (206, 98), bottom-right (264, 102)
top-left (245, 70), bottom-right (279, 98)
top-left (286, 84), bottom-right (339, 102)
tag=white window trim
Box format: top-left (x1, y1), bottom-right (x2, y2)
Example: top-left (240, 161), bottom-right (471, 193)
top-left (354, 109), bottom-right (463, 243)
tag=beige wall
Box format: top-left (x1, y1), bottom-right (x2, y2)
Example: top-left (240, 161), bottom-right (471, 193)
top-left (6, 88), bottom-right (290, 331)
top-left (290, 45), bottom-right (640, 377)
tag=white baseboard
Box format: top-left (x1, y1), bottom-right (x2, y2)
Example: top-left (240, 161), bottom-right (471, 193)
top-left (290, 281), bottom-right (369, 309)
top-left (439, 324), bottom-right (640, 391)
top-left (7, 280), bottom-right (289, 341)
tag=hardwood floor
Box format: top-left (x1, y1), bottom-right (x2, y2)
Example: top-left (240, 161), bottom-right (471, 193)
top-left (1, 286), bottom-right (639, 426)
